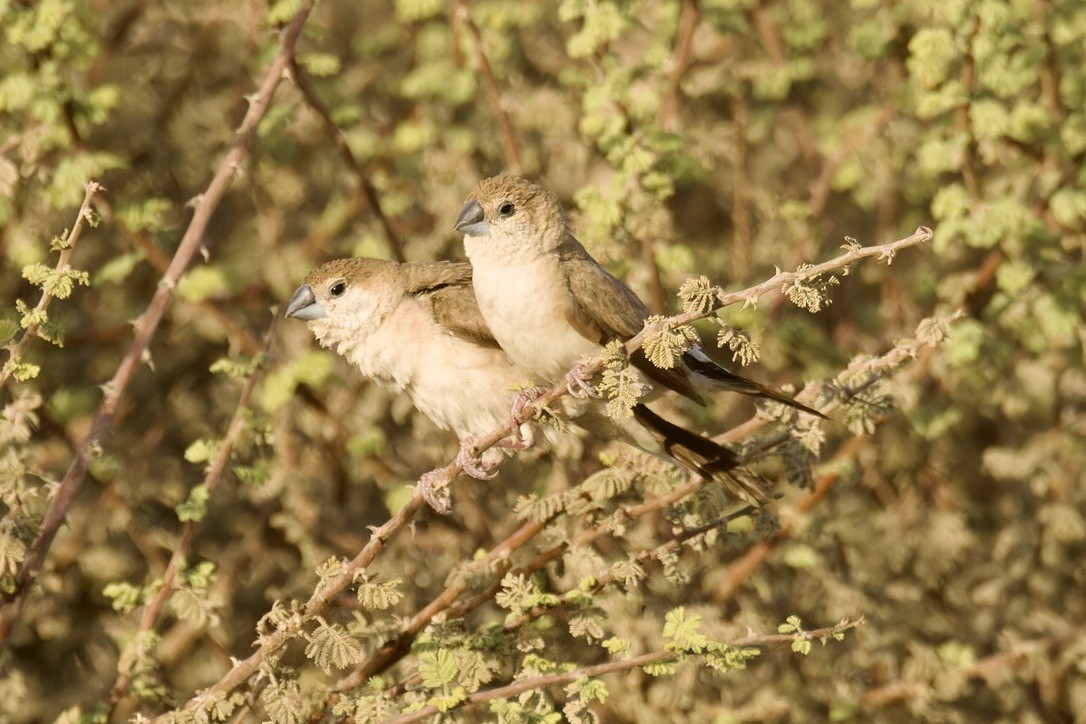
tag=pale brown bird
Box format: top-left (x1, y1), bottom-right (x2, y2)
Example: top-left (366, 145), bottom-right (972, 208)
top-left (285, 257), bottom-right (747, 508)
top-left (455, 175), bottom-right (824, 419)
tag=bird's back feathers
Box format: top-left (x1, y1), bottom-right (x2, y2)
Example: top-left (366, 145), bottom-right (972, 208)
top-left (557, 235), bottom-right (707, 405)
top-left (402, 261), bottom-right (505, 350)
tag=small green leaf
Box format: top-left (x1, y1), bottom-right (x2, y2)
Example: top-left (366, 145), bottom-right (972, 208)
top-left (183, 439), bottom-right (218, 464)
top-left (0, 318), bottom-right (19, 345)
top-left (176, 484), bottom-right (210, 523)
top-left (177, 266), bottom-right (229, 303)
top-left (419, 649), bottom-right (459, 689)
top-left (297, 52), bottom-right (341, 77)
top-left (95, 252), bottom-right (144, 285)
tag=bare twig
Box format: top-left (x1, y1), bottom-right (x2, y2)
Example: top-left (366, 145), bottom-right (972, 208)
top-left (120, 224), bottom-right (264, 354)
top-left (732, 82), bottom-right (752, 277)
top-left (457, 6), bottom-right (524, 174)
top-left (659, 0), bottom-right (700, 131)
top-left (0, 0), bottom-right (316, 648)
top-left (108, 324), bottom-right (274, 712)
top-left (0, 181), bottom-right (101, 391)
top-left (386, 619), bottom-right (863, 723)
top-left (288, 59), bottom-right (407, 263)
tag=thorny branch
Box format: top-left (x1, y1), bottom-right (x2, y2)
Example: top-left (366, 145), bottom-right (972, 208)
top-left (154, 497), bottom-right (429, 722)
top-left (385, 619), bottom-right (864, 723)
top-left (457, 5), bottom-right (524, 174)
top-left (0, 0), bottom-right (317, 648)
top-left (159, 227), bottom-right (929, 716)
top-left (118, 222), bottom-right (264, 354)
top-left (108, 324), bottom-right (274, 712)
top-left (0, 181), bottom-right (102, 391)
top-left (336, 475), bottom-right (741, 698)
top-left (288, 58), bottom-right (407, 263)
top-left (659, 0), bottom-right (701, 131)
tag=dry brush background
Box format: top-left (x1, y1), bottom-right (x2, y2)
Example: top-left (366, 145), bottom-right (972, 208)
top-left (1, 0), bottom-right (1084, 721)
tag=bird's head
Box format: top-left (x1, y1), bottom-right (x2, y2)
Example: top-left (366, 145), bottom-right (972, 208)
top-left (285, 258), bottom-right (402, 351)
top-left (455, 176), bottom-right (568, 254)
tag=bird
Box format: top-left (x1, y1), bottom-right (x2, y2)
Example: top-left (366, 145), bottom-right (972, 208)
top-left (455, 175), bottom-right (825, 421)
top-left (284, 257), bottom-right (749, 509)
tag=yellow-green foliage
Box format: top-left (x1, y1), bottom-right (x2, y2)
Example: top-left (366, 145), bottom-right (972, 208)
top-left (1, 0), bottom-right (1083, 721)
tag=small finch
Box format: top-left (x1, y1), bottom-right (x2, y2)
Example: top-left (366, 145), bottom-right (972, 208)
top-left (455, 175), bottom-right (824, 419)
top-left (285, 257), bottom-right (744, 508)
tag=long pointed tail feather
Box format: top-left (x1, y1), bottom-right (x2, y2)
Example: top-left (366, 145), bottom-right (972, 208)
top-left (632, 404), bottom-right (770, 504)
top-left (682, 350), bottom-right (827, 419)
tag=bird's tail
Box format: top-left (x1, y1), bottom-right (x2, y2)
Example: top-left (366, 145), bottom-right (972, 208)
top-left (632, 404), bottom-right (771, 504)
top-left (683, 350), bottom-right (827, 419)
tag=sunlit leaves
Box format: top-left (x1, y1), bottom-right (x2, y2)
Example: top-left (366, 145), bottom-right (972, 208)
top-left (306, 618), bottom-right (364, 672)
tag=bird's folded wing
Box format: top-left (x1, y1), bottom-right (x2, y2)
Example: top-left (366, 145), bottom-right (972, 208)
top-left (401, 261), bottom-right (474, 293)
top-left (405, 262), bottom-right (504, 349)
top-left (558, 236), bottom-right (705, 405)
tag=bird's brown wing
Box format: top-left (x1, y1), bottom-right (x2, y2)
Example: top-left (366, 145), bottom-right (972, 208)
top-left (401, 261), bottom-right (474, 294)
top-left (557, 235), bottom-right (706, 405)
top-left (403, 261), bottom-right (503, 350)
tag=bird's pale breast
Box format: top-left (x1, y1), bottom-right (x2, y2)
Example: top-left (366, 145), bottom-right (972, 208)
top-left (469, 252), bottom-right (600, 383)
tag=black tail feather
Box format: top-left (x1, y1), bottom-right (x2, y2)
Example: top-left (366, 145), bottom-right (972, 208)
top-left (682, 353), bottom-right (828, 419)
top-left (632, 404), bottom-right (770, 504)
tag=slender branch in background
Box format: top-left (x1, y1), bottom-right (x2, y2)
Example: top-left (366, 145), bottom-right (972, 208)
top-left (731, 81), bottom-right (752, 277)
top-left (107, 323), bottom-right (275, 713)
top-left (704, 310), bottom-right (962, 598)
top-left (640, 235), bottom-right (669, 314)
top-left (372, 475), bottom-right (728, 700)
top-left (500, 505), bottom-right (757, 632)
top-left (659, 0), bottom-right (700, 132)
top-left (957, 14), bottom-right (981, 199)
top-left (859, 637), bottom-right (1052, 711)
top-left (0, 181), bottom-right (102, 391)
top-left (456, 5), bottom-right (524, 174)
top-left (713, 437), bottom-right (866, 603)
top-left (808, 105), bottom-right (896, 216)
top-left (289, 58), bottom-right (407, 263)
top-left (337, 473), bottom-right (720, 698)
top-left (386, 619), bottom-right (864, 723)
top-left (160, 229), bottom-right (931, 715)
top-left (120, 224), bottom-right (264, 354)
top-left (0, 0), bottom-right (316, 649)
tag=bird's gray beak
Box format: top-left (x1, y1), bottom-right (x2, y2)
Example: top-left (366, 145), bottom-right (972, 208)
top-left (284, 284), bottom-right (326, 321)
top-left (454, 199), bottom-right (490, 237)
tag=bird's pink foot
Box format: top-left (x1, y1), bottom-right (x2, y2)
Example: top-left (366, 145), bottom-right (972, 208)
top-left (456, 437), bottom-right (497, 480)
top-left (565, 363), bottom-right (599, 399)
top-left (417, 468), bottom-right (453, 514)
top-left (509, 385), bottom-right (549, 437)
top-left (495, 431), bottom-right (533, 451)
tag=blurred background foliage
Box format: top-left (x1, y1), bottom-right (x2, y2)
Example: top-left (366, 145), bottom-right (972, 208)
top-left (1, 0), bottom-right (1084, 721)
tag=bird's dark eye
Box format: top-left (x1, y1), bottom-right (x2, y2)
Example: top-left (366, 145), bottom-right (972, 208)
top-left (330, 281), bottom-right (347, 297)
top-left (498, 202), bottom-right (515, 217)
